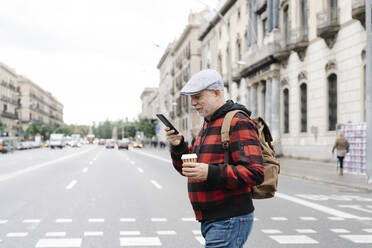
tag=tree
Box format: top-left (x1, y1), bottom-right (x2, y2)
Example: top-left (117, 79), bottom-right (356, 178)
top-left (137, 118), bottom-right (156, 138)
top-left (0, 118), bottom-right (5, 132)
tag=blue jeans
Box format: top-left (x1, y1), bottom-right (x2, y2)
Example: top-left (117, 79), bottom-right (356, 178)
top-left (201, 212), bottom-right (254, 248)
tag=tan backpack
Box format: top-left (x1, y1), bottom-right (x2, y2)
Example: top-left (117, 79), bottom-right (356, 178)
top-left (221, 110), bottom-right (280, 199)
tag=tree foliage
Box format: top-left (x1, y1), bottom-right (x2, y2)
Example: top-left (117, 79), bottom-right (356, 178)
top-left (137, 118), bottom-right (156, 138)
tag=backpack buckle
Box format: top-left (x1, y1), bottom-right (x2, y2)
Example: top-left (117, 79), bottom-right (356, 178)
top-left (222, 141), bottom-right (229, 150)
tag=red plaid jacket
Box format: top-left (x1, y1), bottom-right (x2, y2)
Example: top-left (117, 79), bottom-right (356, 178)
top-left (171, 101), bottom-right (264, 221)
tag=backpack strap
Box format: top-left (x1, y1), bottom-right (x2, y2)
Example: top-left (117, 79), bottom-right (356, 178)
top-left (252, 117), bottom-right (274, 150)
top-left (221, 110), bottom-right (250, 166)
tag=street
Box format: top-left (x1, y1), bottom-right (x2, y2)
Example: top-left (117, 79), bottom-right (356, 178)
top-left (0, 145), bottom-right (371, 248)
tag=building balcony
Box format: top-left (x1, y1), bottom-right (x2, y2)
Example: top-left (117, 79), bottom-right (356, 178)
top-left (289, 26), bottom-right (309, 60)
top-left (1, 111), bottom-right (17, 120)
top-left (317, 8), bottom-right (340, 48)
top-left (352, 0), bottom-right (365, 27)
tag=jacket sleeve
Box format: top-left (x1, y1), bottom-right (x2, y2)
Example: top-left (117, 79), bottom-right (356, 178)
top-left (332, 140), bottom-right (338, 153)
top-left (170, 137), bottom-right (190, 176)
top-left (206, 115), bottom-right (265, 190)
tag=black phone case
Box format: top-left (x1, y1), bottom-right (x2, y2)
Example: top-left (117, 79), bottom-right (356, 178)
top-left (156, 114), bottom-right (179, 134)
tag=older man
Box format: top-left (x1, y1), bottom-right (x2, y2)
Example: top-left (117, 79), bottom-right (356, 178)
top-left (165, 69), bottom-right (264, 248)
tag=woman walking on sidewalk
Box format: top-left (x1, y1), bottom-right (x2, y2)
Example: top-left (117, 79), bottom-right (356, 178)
top-left (332, 131), bottom-right (349, 176)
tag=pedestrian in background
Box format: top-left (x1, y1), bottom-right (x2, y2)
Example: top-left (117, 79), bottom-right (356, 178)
top-left (165, 69), bottom-right (264, 248)
top-left (332, 131), bottom-right (349, 176)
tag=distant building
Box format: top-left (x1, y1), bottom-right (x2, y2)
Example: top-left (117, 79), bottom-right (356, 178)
top-left (18, 76), bottom-right (64, 131)
top-left (0, 62), bottom-right (21, 136)
top-left (140, 87), bottom-right (158, 120)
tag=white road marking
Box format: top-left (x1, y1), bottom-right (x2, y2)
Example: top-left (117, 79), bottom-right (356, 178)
top-left (296, 229), bottom-right (317, 234)
top-left (120, 231), bottom-right (141, 236)
top-left (88, 218), bottom-right (104, 223)
top-left (270, 235), bottom-right (319, 244)
top-left (0, 220), bottom-right (8, 224)
top-left (89, 161), bottom-right (93, 165)
top-left (36, 238), bottom-right (82, 247)
top-left (195, 236), bottom-right (205, 245)
top-left (84, 231), bottom-right (103, 236)
top-left (328, 217), bottom-right (345, 221)
top-left (156, 230), bottom-right (176, 235)
top-left (276, 192), bottom-right (362, 219)
top-left (119, 237), bottom-right (162, 246)
top-left (182, 217), bottom-right (196, 222)
top-left (300, 217), bottom-right (317, 221)
top-left (120, 218), bottom-right (136, 222)
top-left (254, 218), bottom-right (259, 221)
top-left (66, 180), bottom-right (77, 190)
top-left (151, 218), bottom-right (167, 222)
top-left (340, 235), bottom-right (372, 243)
top-left (130, 149), bottom-right (171, 163)
top-left (82, 168), bottom-right (88, 173)
top-left (6, 232), bottom-right (28, 237)
top-left (56, 219), bottom-right (72, 223)
top-left (271, 217), bottom-right (288, 221)
top-left (137, 168), bottom-right (144, 173)
top-left (368, 205), bottom-right (372, 209)
top-left (150, 180), bottom-right (163, 190)
top-left (130, 161), bottom-right (135, 165)
top-left (45, 232), bottom-right (66, 237)
top-left (0, 147), bottom-right (96, 182)
top-left (363, 229), bottom-right (372, 233)
top-left (23, 219), bottom-right (41, 223)
top-left (338, 205), bottom-right (372, 213)
top-left (192, 230), bottom-right (202, 235)
top-left (262, 229), bottom-right (282, 234)
top-left (330, 228), bottom-right (350, 233)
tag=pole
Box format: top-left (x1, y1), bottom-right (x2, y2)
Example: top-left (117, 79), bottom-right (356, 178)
top-left (366, 0), bottom-right (372, 183)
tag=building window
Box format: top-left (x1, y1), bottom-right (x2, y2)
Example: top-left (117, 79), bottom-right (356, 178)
top-left (3, 104), bottom-right (7, 112)
top-left (300, 83), bottom-right (307, 132)
top-left (261, 83), bottom-right (266, 118)
top-left (218, 53), bottom-right (223, 75)
top-left (236, 38), bottom-right (241, 61)
top-left (283, 88), bottom-right (289, 133)
top-left (328, 74), bottom-right (337, 131)
top-left (329, 0), bottom-right (338, 20)
top-left (237, 8), bottom-right (241, 20)
top-left (283, 6), bottom-right (290, 45)
top-left (300, 0), bottom-right (307, 29)
top-left (262, 18), bottom-right (267, 38)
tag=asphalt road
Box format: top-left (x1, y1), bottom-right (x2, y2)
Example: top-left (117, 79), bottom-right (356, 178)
top-left (0, 145), bottom-right (371, 247)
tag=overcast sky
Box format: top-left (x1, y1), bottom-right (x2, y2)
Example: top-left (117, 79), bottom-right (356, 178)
top-left (0, 0), bottom-right (218, 125)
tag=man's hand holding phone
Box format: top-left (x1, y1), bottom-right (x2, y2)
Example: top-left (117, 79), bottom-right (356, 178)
top-left (165, 127), bottom-right (183, 146)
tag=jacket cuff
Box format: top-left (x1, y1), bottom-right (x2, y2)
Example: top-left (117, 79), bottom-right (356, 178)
top-left (206, 164), bottom-right (221, 186)
top-left (170, 136), bottom-right (187, 154)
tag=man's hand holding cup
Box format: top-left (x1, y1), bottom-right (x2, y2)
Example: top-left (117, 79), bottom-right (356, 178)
top-left (181, 154), bottom-right (208, 181)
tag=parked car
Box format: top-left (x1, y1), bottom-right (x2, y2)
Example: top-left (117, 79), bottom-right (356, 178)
top-left (105, 140), bottom-right (115, 149)
top-left (132, 141), bottom-right (143, 148)
top-left (0, 137), bottom-right (17, 153)
top-left (118, 138), bottom-right (130, 150)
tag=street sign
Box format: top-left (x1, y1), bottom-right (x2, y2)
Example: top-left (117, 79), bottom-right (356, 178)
top-left (156, 124), bottom-right (160, 134)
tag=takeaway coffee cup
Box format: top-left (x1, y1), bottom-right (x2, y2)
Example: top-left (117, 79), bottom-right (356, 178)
top-left (181, 154), bottom-right (197, 166)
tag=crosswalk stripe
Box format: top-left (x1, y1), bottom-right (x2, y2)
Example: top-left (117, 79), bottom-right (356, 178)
top-left (269, 235), bottom-right (319, 244)
top-left (192, 230), bottom-right (202, 235)
top-left (36, 238), bottom-right (82, 247)
top-left (0, 220), bottom-right (8, 224)
top-left (88, 218), bottom-right (104, 223)
top-left (6, 232), bottom-right (28, 237)
top-left (84, 231), bottom-right (103, 236)
top-left (262, 229), bottom-right (282, 234)
top-left (119, 237), bottom-right (162, 246)
top-left (120, 231), bottom-right (141, 236)
top-left (181, 217), bottom-right (196, 222)
top-left (363, 229), bottom-right (372, 233)
top-left (271, 217), bottom-right (288, 221)
top-left (340, 235), bottom-right (372, 243)
top-left (23, 219), bottom-right (41, 223)
top-left (195, 236), bottom-right (205, 245)
top-left (300, 217), bottom-right (317, 221)
top-left (157, 230), bottom-right (176, 235)
top-left (330, 229), bottom-right (350, 233)
top-left (120, 218), bottom-right (136, 222)
top-left (296, 229), bottom-right (317, 234)
top-left (151, 218), bottom-right (167, 222)
top-left (45, 232), bottom-right (66, 237)
top-left (56, 219), bottom-right (72, 223)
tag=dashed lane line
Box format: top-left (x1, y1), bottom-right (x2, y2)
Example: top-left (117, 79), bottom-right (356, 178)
top-left (296, 229), bottom-right (317, 234)
top-left (0, 220), bottom-right (8, 224)
top-left (150, 180), bottom-right (163, 190)
top-left (23, 219), bottom-right (41, 223)
top-left (151, 218), bottom-right (167, 222)
top-left (66, 180), bottom-right (77, 190)
top-left (82, 167), bottom-right (88, 173)
top-left (269, 235), bottom-right (319, 244)
top-left (120, 231), bottom-right (141, 236)
top-left (340, 235), bottom-right (372, 243)
top-left (56, 219), bottom-right (73, 223)
top-left (157, 230), bottom-right (177, 235)
top-left (137, 168), bottom-right (144, 173)
top-left (120, 218), bottom-right (136, 222)
top-left (130, 149), bottom-right (171, 163)
top-left (84, 231), bottom-right (103, 236)
top-left (88, 218), bottom-right (104, 223)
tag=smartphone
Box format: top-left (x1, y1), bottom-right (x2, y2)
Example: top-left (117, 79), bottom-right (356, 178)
top-left (156, 114), bottom-right (179, 135)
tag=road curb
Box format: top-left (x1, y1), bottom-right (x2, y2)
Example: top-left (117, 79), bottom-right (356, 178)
top-left (281, 172), bottom-right (372, 192)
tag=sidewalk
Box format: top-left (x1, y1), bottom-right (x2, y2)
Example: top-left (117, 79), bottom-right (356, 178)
top-left (279, 157), bottom-right (372, 191)
top-left (139, 147), bottom-right (372, 191)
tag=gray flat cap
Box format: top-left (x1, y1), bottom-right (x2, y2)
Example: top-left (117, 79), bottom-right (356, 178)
top-left (180, 69), bottom-right (224, 95)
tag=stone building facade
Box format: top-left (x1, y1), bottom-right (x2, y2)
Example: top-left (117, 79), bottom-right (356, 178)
top-left (18, 76), bottom-right (64, 131)
top-left (198, 0), bottom-right (367, 161)
top-left (0, 63), bottom-right (21, 136)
